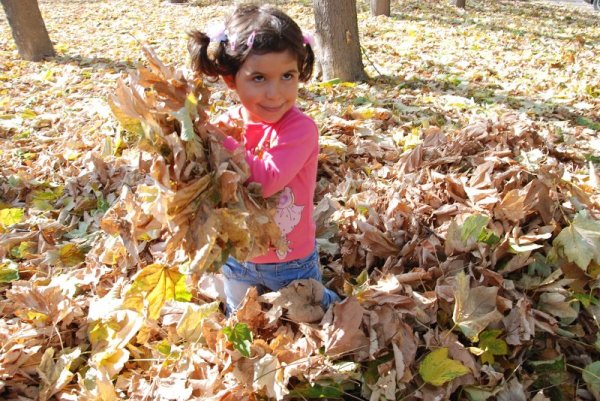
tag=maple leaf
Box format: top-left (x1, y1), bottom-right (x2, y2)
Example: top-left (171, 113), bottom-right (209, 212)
top-left (253, 354), bottom-right (288, 400)
top-left (552, 210), bottom-right (600, 271)
top-left (123, 263), bottom-right (191, 320)
top-left (92, 348), bottom-right (130, 379)
top-left (37, 347), bottom-right (82, 401)
top-left (262, 278), bottom-right (325, 323)
top-left (445, 214), bottom-right (494, 254)
top-left (471, 329), bottom-right (508, 364)
top-left (583, 361), bottom-right (600, 400)
top-left (223, 322), bottom-right (253, 358)
top-left (538, 292), bottom-right (579, 322)
top-left (322, 297), bottom-right (370, 360)
top-left (176, 301), bottom-right (220, 342)
top-left (0, 261), bottom-right (19, 283)
top-left (0, 208), bottom-right (24, 232)
top-left (88, 310), bottom-right (144, 352)
top-left (418, 347), bottom-right (470, 386)
top-left (497, 378), bottom-right (528, 401)
top-left (45, 243), bottom-right (86, 267)
top-left (452, 271), bottom-right (503, 341)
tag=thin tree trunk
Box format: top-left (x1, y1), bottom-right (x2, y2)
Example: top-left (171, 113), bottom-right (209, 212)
top-left (1, 0), bottom-right (55, 61)
top-left (370, 0), bottom-right (390, 16)
top-left (456, 0), bottom-right (466, 8)
top-left (313, 0), bottom-right (366, 82)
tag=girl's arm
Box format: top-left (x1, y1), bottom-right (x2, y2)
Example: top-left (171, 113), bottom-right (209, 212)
top-left (245, 118), bottom-right (318, 198)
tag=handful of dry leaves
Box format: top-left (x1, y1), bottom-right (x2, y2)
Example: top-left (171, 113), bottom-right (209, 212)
top-left (103, 46), bottom-right (280, 280)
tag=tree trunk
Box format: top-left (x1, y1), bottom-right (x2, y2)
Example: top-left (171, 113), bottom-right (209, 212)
top-left (370, 0), bottom-right (390, 16)
top-left (1, 0), bottom-right (55, 61)
top-left (313, 0), bottom-right (367, 82)
top-left (456, 0), bottom-right (466, 8)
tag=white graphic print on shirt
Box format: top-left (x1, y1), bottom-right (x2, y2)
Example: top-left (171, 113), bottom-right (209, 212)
top-left (274, 187), bottom-right (303, 259)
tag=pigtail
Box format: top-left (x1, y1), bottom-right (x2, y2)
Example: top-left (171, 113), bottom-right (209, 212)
top-left (300, 43), bottom-right (315, 82)
top-left (187, 30), bottom-right (221, 78)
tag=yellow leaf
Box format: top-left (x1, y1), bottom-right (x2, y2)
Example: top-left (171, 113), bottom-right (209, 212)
top-left (15, 309), bottom-right (49, 324)
top-left (403, 127), bottom-right (422, 151)
top-left (124, 264), bottom-right (190, 320)
top-left (58, 243), bottom-right (86, 267)
top-left (31, 186), bottom-right (64, 211)
top-left (0, 261), bottom-right (19, 283)
top-left (89, 310), bottom-right (143, 352)
top-left (21, 108), bottom-right (37, 119)
top-left (419, 347), bottom-right (470, 386)
top-left (478, 329), bottom-right (508, 365)
top-left (176, 301), bottom-right (220, 342)
top-left (108, 96), bottom-right (144, 136)
top-left (55, 43), bottom-right (69, 53)
top-left (0, 207), bottom-right (24, 229)
top-left (92, 348), bottom-right (129, 379)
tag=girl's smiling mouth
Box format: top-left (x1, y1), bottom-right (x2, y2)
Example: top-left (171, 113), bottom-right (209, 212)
top-left (260, 104), bottom-right (285, 112)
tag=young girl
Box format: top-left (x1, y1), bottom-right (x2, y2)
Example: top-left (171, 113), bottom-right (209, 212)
top-left (188, 4), bottom-right (340, 316)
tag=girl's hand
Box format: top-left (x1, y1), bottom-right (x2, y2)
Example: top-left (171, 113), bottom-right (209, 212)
top-left (222, 136), bottom-right (240, 151)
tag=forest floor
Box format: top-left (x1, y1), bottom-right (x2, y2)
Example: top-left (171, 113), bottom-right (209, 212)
top-left (1, 0), bottom-right (600, 400)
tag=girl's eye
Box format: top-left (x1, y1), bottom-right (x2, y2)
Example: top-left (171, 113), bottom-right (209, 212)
top-left (282, 73), bottom-right (295, 81)
top-left (252, 75), bottom-right (265, 83)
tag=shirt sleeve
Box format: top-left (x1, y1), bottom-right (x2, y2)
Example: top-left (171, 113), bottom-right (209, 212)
top-left (245, 117), bottom-right (318, 198)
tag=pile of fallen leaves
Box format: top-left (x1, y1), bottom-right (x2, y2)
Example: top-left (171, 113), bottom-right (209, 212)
top-left (1, 0), bottom-right (600, 400)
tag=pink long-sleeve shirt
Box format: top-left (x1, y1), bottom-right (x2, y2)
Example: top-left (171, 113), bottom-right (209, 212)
top-left (219, 106), bottom-right (319, 263)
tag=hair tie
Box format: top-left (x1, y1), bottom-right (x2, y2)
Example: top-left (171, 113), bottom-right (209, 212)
top-left (246, 31), bottom-right (257, 49)
top-left (206, 21), bottom-right (227, 43)
top-left (302, 32), bottom-right (315, 47)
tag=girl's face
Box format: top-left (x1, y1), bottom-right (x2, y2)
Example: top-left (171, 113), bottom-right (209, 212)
top-left (224, 50), bottom-right (300, 124)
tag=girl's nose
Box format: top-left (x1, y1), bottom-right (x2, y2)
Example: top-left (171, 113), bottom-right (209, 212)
top-left (265, 82), bottom-right (279, 99)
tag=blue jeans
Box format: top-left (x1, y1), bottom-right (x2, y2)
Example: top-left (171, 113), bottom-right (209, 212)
top-left (221, 248), bottom-right (341, 315)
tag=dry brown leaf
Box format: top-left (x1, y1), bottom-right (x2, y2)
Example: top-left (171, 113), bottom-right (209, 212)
top-left (262, 278), bottom-right (325, 323)
top-left (322, 297), bottom-right (369, 360)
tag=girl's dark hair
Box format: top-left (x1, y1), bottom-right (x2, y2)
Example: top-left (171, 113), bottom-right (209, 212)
top-left (188, 4), bottom-right (314, 82)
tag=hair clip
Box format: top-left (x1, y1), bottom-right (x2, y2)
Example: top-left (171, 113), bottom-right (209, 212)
top-left (246, 31), bottom-right (257, 49)
top-left (206, 21), bottom-right (227, 43)
top-left (302, 32), bottom-right (315, 47)
top-left (229, 33), bottom-right (238, 51)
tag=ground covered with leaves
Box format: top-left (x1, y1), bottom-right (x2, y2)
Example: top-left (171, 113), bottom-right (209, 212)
top-left (1, 0), bottom-right (600, 400)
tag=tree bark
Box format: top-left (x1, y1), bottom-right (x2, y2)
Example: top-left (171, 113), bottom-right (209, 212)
top-left (370, 0), bottom-right (390, 16)
top-left (1, 0), bottom-right (55, 61)
top-left (456, 0), bottom-right (466, 8)
top-left (313, 0), bottom-right (367, 82)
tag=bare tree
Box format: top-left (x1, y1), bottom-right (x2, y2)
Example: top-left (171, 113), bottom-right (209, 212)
top-left (1, 0), bottom-right (55, 61)
top-left (371, 0), bottom-right (390, 16)
top-left (313, 0), bottom-right (366, 82)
